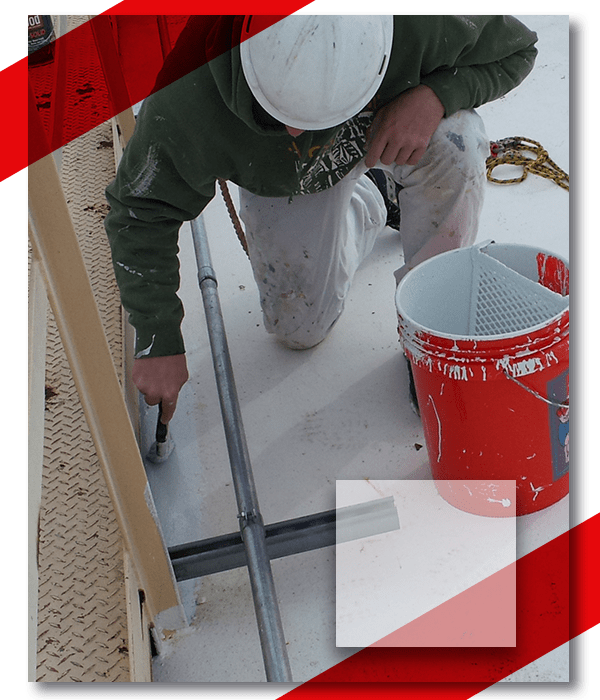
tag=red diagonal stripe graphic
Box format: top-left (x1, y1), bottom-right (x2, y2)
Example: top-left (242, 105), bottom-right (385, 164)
top-left (369, 560), bottom-right (517, 649)
top-left (16, 4), bottom-right (314, 183)
top-left (281, 513), bottom-right (599, 697)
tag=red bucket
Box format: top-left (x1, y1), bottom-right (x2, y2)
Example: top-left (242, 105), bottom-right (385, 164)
top-left (396, 242), bottom-right (569, 516)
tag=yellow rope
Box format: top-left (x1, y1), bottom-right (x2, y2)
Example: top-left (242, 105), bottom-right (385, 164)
top-left (486, 137), bottom-right (569, 191)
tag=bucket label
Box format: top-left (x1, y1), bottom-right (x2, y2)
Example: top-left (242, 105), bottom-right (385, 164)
top-left (547, 369), bottom-right (569, 481)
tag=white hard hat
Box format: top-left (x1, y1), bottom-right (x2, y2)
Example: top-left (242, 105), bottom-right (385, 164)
top-left (240, 15), bottom-right (394, 131)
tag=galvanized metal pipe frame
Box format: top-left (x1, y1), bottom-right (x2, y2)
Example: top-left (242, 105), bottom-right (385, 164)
top-left (190, 216), bottom-right (292, 683)
top-left (170, 496), bottom-right (398, 581)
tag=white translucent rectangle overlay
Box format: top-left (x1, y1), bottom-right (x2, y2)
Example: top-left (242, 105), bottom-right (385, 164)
top-left (336, 480), bottom-right (516, 647)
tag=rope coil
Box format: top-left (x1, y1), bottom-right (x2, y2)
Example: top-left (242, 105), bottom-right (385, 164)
top-left (486, 137), bottom-right (569, 191)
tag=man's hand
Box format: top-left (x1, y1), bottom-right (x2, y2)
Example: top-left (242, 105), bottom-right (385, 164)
top-left (365, 85), bottom-right (445, 169)
top-left (132, 354), bottom-right (189, 424)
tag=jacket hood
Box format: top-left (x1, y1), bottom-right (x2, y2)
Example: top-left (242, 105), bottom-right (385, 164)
top-left (206, 16), bottom-right (286, 136)
top-left (152, 15), bottom-right (285, 136)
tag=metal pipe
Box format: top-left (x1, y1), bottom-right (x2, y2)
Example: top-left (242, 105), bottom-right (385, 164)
top-left (190, 216), bottom-right (292, 683)
top-left (170, 496), bottom-right (400, 580)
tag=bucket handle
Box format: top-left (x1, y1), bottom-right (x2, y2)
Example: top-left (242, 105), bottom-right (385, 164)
top-left (503, 370), bottom-right (569, 409)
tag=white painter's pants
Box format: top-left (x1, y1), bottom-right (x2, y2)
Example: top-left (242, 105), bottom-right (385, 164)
top-left (239, 109), bottom-right (489, 349)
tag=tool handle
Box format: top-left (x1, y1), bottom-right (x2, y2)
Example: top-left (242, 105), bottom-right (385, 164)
top-left (156, 403), bottom-right (169, 443)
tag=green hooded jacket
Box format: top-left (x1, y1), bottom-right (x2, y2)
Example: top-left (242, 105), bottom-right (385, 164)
top-left (104, 15), bottom-right (538, 358)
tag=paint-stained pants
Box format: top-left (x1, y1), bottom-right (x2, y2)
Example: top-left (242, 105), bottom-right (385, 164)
top-left (239, 109), bottom-right (489, 349)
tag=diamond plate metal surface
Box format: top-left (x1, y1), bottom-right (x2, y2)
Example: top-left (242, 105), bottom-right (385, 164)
top-left (35, 26), bottom-right (132, 676)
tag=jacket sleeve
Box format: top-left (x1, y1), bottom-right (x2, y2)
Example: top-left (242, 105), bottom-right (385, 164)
top-left (419, 16), bottom-right (539, 116)
top-left (104, 98), bottom-right (216, 358)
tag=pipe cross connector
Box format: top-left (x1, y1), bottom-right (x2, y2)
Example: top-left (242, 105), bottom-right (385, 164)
top-left (238, 509), bottom-right (261, 527)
